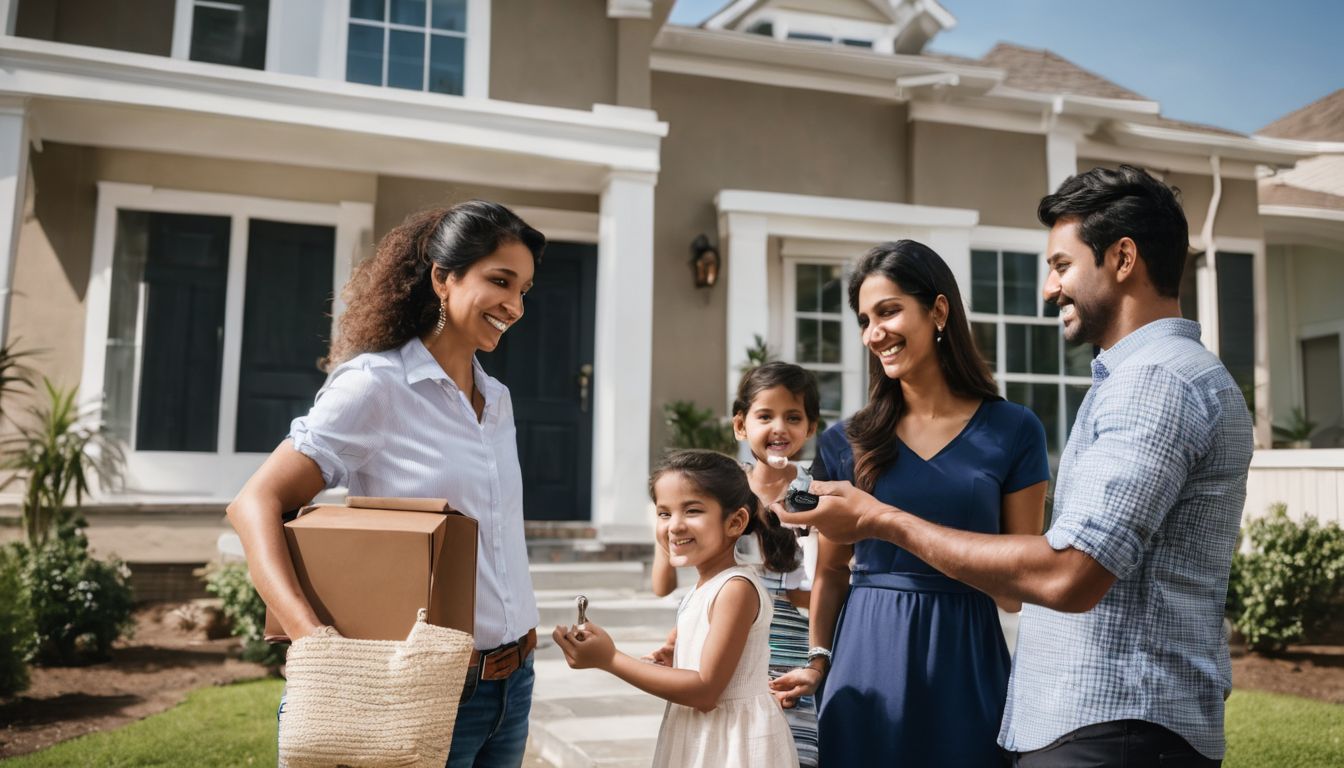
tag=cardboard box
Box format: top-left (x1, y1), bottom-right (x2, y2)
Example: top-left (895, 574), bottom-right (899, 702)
top-left (263, 497), bottom-right (477, 642)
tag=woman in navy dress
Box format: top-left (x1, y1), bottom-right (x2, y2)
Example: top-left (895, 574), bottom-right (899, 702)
top-left (769, 240), bottom-right (1049, 766)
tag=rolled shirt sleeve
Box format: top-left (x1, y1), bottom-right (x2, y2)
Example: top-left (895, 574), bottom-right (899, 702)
top-left (287, 363), bottom-right (389, 489)
top-left (1045, 364), bottom-right (1213, 580)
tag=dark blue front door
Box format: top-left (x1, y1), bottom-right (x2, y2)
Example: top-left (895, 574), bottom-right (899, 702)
top-left (479, 242), bottom-right (596, 520)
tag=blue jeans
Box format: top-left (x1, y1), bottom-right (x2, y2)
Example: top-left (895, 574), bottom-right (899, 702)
top-left (276, 654), bottom-right (534, 768)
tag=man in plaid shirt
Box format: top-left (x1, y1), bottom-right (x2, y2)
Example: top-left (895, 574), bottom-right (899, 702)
top-left (778, 165), bottom-right (1250, 766)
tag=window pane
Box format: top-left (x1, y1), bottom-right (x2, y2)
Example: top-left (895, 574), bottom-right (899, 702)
top-left (971, 249), bottom-right (997, 314)
top-left (820, 320), bottom-right (841, 364)
top-left (1008, 382), bottom-right (1061, 454)
top-left (134, 213), bottom-right (232, 452)
top-left (796, 318), bottom-right (819, 362)
top-left (1065, 383), bottom-right (1089, 438)
top-left (428, 33), bottom-right (465, 95)
top-left (972, 322), bottom-right (997, 369)
top-left (190, 0), bottom-right (269, 70)
top-left (1005, 324), bottom-right (1059, 374)
top-left (391, 0), bottom-right (426, 26)
top-left (815, 370), bottom-right (842, 414)
top-left (796, 264), bottom-right (819, 312)
top-left (820, 265), bottom-right (843, 314)
top-left (351, 0), bottom-right (384, 21)
top-left (106, 211), bottom-right (151, 444)
top-left (1217, 252), bottom-right (1256, 413)
top-left (431, 0), bottom-right (467, 32)
top-left (1003, 251), bottom-right (1038, 316)
top-left (1043, 293), bottom-right (1059, 317)
top-left (387, 29), bottom-right (425, 90)
top-left (1065, 340), bottom-right (1095, 377)
top-left (346, 23), bottom-right (384, 85)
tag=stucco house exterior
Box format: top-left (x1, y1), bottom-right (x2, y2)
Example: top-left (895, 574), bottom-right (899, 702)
top-left (0, 0), bottom-right (1336, 543)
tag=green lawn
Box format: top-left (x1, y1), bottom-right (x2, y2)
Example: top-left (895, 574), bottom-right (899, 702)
top-left (4, 683), bottom-right (1340, 766)
top-left (4, 678), bottom-right (282, 768)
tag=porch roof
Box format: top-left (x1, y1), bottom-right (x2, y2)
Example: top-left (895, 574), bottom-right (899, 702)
top-left (0, 36), bottom-right (666, 194)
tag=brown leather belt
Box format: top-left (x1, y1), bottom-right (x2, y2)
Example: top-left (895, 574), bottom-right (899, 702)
top-left (469, 628), bottom-right (536, 681)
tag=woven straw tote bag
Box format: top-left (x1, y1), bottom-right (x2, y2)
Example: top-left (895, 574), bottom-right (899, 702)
top-left (278, 609), bottom-right (474, 768)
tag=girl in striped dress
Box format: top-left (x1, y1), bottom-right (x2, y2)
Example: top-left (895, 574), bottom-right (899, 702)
top-left (649, 362), bottom-right (821, 767)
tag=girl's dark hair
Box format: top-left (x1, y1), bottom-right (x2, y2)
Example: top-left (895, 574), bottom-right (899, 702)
top-left (325, 199), bottom-right (545, 368)
top-left (1037, 165), bottom-right (1188, 298)
top-left (732, 361), bottom-right (821, 424)
top-left (649, 449), bottom-right (799, 574)
top-left (846, 240), bottom-right (1001, 492)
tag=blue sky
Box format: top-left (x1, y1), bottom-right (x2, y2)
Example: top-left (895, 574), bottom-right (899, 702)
top-left (668, 0), bottom-right (1344, 134)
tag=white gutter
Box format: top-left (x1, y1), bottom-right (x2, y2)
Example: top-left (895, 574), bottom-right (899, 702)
top-left (1196, 154), bottom-right (1222, 355)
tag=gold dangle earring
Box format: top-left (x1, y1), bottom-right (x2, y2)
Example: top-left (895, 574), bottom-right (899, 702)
top-left (434, 297), bottom-right (447, 338)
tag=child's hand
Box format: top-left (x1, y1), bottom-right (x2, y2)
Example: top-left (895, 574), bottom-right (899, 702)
top-left (769, 667), bottom-right (821, 709)
top-left (552, 621), bottom-right (616, 670)
top-left (640, 627), bottom-right (677, 666)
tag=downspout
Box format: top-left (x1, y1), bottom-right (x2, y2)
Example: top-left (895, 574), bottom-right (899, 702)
top-left (1196, 154), bottom-right (1222, 355)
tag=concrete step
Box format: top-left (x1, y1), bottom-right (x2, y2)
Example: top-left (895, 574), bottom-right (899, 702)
top-left (529, 657), bottom-right (663, 768)
top-left (529, 562), bottom-right (646, 592)
top-left (536, 594), bottom-right (678, 631)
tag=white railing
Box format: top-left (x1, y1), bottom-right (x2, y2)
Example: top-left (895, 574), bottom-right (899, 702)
top-left (1244, 449), bottom-right (1344, 525)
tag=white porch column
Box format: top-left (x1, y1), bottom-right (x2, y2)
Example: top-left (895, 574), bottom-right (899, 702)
top-left (1252, 243), bottom-right (1271, 448)
top-left (0, 98), bottom-right (30, 345)
top-left (1046, 130), bottom-right (1079, 194)
top-left (592, 171), bottom-right (655, 541)
top-left (721, 211), bottom-right (769, 412)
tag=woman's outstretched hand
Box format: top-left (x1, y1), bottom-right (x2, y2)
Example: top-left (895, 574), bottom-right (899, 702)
top-left (769, 667), bottom-right (821, 709)
top-left (772, 480), bottom-right (889, 545)
top-left (552, 621), bottom-right (617, 671)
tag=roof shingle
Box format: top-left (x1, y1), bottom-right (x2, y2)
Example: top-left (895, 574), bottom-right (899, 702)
top-left (1258, 88), bottom-right (1344, 142)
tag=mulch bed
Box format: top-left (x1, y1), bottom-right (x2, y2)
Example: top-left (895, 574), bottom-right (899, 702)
top-left (1231, 644), bottom-right (1344, 704)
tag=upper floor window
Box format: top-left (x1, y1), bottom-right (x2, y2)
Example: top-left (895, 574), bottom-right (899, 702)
top-left (346, 0), bottom-right (467, 95)
top-left (188, 0), bottom-right (269, 70)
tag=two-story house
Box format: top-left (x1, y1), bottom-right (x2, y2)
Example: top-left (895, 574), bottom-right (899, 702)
top-left (0, 0), bottom-right (1335, 545)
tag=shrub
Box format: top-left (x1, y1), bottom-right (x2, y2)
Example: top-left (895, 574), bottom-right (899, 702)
top-left (663, 400), bottom-right (737, 455)
top-left (22, 522), bottom-right (135, 665)
top-left (0, 544), bottom-right (37, 696)
top-left (1227, 504), bottom-right (1344, 652)
top-left (204, 562), bottom-right (286, 668)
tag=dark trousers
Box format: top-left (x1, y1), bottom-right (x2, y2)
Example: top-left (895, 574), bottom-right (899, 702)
top-left (1011, 719), bottom-right (1221, 767)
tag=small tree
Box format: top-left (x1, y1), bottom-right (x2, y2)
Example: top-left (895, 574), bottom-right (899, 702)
top-left (2, 379), bottom-right (124, 547)
top-left (663, 401), bottom-right (737, 455)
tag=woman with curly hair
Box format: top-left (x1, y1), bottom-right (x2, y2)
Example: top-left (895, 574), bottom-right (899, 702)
top-left (228, 199), bottom-right (546, 767)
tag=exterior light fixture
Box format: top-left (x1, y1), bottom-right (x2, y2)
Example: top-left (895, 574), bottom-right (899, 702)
top-left (691, 234), bottom-right (720, 288)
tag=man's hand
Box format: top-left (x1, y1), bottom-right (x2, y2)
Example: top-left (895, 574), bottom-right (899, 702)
top-left (772, 480), bottom-right (889, 545)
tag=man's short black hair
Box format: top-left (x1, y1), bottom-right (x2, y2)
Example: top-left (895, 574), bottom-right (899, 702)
top-left (1038, 165), bottom-right (1189, 298)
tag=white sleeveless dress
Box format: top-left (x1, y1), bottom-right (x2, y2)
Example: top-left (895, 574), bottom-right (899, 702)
top-left (651, 566), bottom-right (800, 768)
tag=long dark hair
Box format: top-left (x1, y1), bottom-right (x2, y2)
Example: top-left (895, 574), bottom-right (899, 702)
top-left (649, 450), bottom-right (799, 574)
top-left (846, 240), bottom-right (1000, 492)
top-left (732, 361), bottom-right (821, 424)
top-left (325, 199), bottom-right (545, 368)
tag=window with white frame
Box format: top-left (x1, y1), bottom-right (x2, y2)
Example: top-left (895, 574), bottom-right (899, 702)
top-left (968, 248), bottom-right (1094, 454)
top-left (346, 0), bottom-right (468, 95)
top-left (185, 0), bottom-right (270, 70)
top-left (783, 260), bottom-right (865, 425)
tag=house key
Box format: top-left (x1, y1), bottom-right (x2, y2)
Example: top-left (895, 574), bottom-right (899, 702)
top-left (574, 595), bottom-right (589, 639)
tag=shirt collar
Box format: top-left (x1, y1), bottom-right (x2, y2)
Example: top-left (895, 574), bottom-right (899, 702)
top-left (399, 337), bottom-right (502, 405)
top-left (1092, 317), bottom-right (1202, 382)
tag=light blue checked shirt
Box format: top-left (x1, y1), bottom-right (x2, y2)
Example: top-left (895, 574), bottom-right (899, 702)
top-left (999, 318), bottom-right (1253, 760)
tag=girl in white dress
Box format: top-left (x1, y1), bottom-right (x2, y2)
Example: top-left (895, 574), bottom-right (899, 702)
top-left (552, 450), bottom-right (799, 768)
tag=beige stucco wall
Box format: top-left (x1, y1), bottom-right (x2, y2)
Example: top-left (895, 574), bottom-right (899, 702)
top-left (910, 122), bottom-right (1047, 229)
top-left (647, 72), bottom-right (908, 449)
top-left (8, 144), bottom-right (380, 391)
top-left (488, 0), bottom-right (618, 110)
top-left (15, 0), bottom-right (175, 56)
top-left (1074, 159), bottom-right (1263, 241)
top-left (372, 177), bottom-right (598, 241)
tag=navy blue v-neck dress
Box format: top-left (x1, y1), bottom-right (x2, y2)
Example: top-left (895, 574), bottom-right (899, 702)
top-left (811, 400), bottom-right (1049, 767)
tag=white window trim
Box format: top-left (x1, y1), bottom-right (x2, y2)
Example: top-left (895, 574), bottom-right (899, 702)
top-left (780, 255), bottom-right (865, 419)
top-left (172, 1), bottom-right (489, 97)
top-left (80, 181), bottom-right (373, 499)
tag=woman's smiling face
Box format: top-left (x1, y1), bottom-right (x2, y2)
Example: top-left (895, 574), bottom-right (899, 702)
top-left (855, 274), bottom-right (946, 382)
top-left (439, 240), bottom-right (535, 353)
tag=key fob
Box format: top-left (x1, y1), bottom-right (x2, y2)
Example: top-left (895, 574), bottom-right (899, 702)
top-left (785, 487), bottom-right (819, 513)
